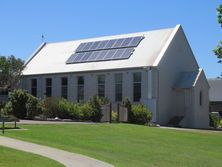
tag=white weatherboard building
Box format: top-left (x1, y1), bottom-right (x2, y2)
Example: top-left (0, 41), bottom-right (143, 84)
top-left (21, 25), bottom-right (209, 128)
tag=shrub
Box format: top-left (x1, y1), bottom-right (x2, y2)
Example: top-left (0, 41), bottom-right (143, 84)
top-left (209, 113), bottom-right (219, 128)
top-left (56, 99), bottom-right (92, 120)
top-left (111, 111), bottom-right (118, 122)
top-left (9, 89), bottom-right (29, 118)
top-left (220, 119), bottom-right (222, 127)
top-left (79, 102), bottom-right (93, 120)
top-left (7, 89), bottom-right (43, 119)
top-left (130, 104), bottom-right (152, 125)
top-left (123, 98), bottom-right (132, 122)
top-left (89, 95), bottom-right (103, 122)
top-left (0, 101), bottom-right (6, 112)
top-left (26, 94), bottom-right (43, 119)
top-left (42, 97), bottom-right (60, 118)
top-left (1, 101), bottom-right (12, 116)
top-left (57, 98), bottom-right (73, 119)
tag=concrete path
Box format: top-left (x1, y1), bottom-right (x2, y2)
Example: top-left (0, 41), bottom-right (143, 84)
top-left (160, 126), bottom-right (222, 133)
top-left (17, 120), bottom-right (94, 125)
top-left (0, 136), bottom-right (113, 167)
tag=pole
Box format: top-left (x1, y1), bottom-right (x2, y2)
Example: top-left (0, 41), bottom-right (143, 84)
top-left (14, 121), bottom-right (17, 129)
top-left (109, 103), bottom-right (112, 123)
top-left (2, 118), bottom-right (5, 134)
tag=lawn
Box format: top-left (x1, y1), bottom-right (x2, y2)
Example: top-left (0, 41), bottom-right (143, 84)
top-left (0, 145), bottom-right (64, 167)
top-left (2, 123), bottom-right (222, 167)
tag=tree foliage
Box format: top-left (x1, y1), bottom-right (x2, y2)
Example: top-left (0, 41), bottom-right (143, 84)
top-left (214, 5), bottom-right (222, 63)
top-left (0, 55), bottom-right (25, 90)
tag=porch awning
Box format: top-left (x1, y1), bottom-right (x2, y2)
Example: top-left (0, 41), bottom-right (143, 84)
top-left (174, 70), bottom-right (201, 89)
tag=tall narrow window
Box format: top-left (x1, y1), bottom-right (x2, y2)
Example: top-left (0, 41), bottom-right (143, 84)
top-left (115, 73), bottom-right (123, 102)
top-left (200, 91), bottom-right (202, 106)
top-left (31, 79), bottom-right (37, 97)
top-left (77, 76), bottom-right (84, 102)
top-left (61, 77), bottom-right (68, 99)
top-left (98, 75), bottom-right (105, 97)
top-left (45, 78), bottom-right (52, 97)
top-left (133, 72), bottom-right (141, 102)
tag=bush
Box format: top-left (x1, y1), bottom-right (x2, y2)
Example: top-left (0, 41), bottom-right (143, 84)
top-left (209, 113), bottom-right (219, 128)
top-left (89, 95), bottom-right (103, 122)
top-left (123, 98), bottom-right (132, 122)
top-left (9, 89), bottom-right (28, 118)
top-left (79, 103), bottom-right (93, 120)
top-left (220, 119), bottom-right (222, 128)
top-left (130, 104), bottom-right (152, 125)
top-left (42, 97), bottom-right (60, 118)
top-left (1, 101), bottom-right (12, 117)
top-left (0, 101), bottom-right (6, 112)
top-left (111, 111), bottom-right (118, 122)
top-left (7, 89), bottom-right (43, 119)
top-left (26, 94), bottom-right (43, 119)
top-left (56, 98), bottom-right (93, 120)
top-left (57, 98), bottom-right (73, 119)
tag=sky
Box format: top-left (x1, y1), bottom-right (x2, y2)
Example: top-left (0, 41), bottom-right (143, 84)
top-left (0, 0), bottom-right (221, 78)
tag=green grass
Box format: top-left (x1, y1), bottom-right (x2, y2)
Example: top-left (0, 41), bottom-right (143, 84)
top-left (0, 145), bottom-right (64, 167)
top-left (2, 123), bottom-right (222, 167)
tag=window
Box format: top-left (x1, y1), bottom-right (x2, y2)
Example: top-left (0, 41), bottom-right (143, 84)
top-left (31, 79), bottom-right (37, 97)
top-left (115, 73), bottom-right (123, 102)
top-left (98, 75), bottom-right (105, 97)
top-left (77, 76), bottom-right (84, 102)
top-left (200, 91), bottom-right (202, 106)
top-left (61, 77), bottom-right (68, 99)
top-left (133, 72), bottom-right (141, 102)
top-left (45, 78), bottom-right (52, 97)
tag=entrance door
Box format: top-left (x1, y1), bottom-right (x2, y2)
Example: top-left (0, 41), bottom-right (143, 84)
top-left (175, 89), bottom-right (192, 126)
top-left (176, 90), bottom-right (185, 116)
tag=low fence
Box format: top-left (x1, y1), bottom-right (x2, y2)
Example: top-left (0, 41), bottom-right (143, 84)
top-left (101, 103), bottom-right (112, 122)
top-left (100, 103), bottom-right (128, 123)
top-left (117, 103), bottom-right (128, 122)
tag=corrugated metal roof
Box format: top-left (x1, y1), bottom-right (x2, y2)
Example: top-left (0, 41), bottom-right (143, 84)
top-left (208, 79), bottom-right (222, 101)
top-left (22, 25), bottom-right (179, 76)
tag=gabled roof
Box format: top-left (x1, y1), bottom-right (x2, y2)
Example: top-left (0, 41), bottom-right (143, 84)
top-left (23, 25), bottom-right (181, 76)
top-left (208, 78), bottom-right (222, 101)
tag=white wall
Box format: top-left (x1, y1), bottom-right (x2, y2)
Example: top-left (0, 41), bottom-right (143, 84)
top-left (157, 26), bottom-right (199, 125)
top-left (22, 68), bottom-right (156, 113)
top-left (192, 72), bottom-right (209, 128)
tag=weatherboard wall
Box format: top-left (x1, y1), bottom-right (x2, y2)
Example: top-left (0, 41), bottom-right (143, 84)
top-left (22, 68), bottom-right (157, 118)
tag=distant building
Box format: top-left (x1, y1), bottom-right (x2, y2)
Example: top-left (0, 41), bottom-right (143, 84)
top-left (208, 78), bottom-right (222, 116)
top-left (21, 25), bottom-right (209, 128)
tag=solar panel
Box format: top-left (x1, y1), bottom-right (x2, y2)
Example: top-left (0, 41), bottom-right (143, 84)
top-left (105, 39), bottom-right (116, 49)
top-left (111, 48), bottom-right (125, 59)
top-left (121, 48), bottom-right (134, 59)
top-left (120, 38), bottom-right (133, 47)
top-left (75, 36), bottom-right (143, 53)
top-left (66, 36), bottom-right (144, 64)
top-left (129, 36), bottom-right (143, 47)
top-left (66, 47), bottom-right (136, 64)
top-left (112, 38), bottom-right (125, 49)
top-left (75, 43), bottom-right (87, 52)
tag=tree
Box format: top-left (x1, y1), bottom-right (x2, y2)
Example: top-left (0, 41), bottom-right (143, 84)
top-left (214, 5), bottom-right (222, 64)
top-left (0, 55), bottom-right (25, 91)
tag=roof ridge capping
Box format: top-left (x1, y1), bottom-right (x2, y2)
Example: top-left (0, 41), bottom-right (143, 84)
top-left (152, 24), bottom-right (181, 66)
top-left (44, 26), bottom-right (176, 45)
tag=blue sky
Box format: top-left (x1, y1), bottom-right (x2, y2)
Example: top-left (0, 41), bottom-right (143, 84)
top-left (0, 0), bottom-right (221, 78)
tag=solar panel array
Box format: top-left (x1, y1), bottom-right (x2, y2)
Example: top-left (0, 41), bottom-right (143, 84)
top-left (66, 36), bottom-right (144, 64)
